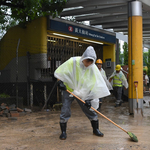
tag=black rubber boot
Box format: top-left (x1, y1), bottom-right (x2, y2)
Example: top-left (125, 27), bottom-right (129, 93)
top-left (59, 122), bottom-right (67, 140)
top-left (114, 103), bottom-right (120, 107)
top-left (115, 101), bottom-right (122, 107)
top-left (91, 120), bottom-right (104, 137)
top-left (119, 101), bottom-right (122, 106)
top-left (97, 103), bottom-right (102, 112)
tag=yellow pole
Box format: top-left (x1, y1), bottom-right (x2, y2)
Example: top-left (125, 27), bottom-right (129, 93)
top-left (128, 1), bottom-right (143, 114)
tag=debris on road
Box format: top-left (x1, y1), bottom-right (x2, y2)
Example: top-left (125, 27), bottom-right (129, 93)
top-left (0, 103), bottom-right (32, 119)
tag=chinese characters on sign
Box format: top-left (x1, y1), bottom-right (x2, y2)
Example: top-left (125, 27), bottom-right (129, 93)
top-left (49, 19), bottom-right (116, 44)
top-left (74, 27), bottom-right (105, 40)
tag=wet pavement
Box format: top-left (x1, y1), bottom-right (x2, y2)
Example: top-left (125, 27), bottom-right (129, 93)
top-left (0, 95), bottom-right (150, 150)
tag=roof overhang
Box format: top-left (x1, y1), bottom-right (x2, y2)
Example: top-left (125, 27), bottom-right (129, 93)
top-left (61, 0), bottom-right (150, 49)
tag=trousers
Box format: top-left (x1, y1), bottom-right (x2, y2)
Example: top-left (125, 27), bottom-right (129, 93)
top-left (113, 86), bottom-right (123, 104)
top-left (60, 91), bottom-right (98, 123)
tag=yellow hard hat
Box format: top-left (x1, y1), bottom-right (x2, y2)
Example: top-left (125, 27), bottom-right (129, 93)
top-left (96, 59), bottom-right (102, 64)
top-left (115, 64), bottom-right (121, 71)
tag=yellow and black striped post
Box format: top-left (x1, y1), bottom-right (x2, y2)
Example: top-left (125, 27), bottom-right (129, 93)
top-left (128, 1), bottom-right (143, 114)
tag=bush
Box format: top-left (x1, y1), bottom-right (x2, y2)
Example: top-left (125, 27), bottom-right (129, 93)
top-left (0, 93), bottom-right (10, 98)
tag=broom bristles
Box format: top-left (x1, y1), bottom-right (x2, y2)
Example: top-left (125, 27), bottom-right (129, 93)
top-left (127, 132), bottom-right (138, 142)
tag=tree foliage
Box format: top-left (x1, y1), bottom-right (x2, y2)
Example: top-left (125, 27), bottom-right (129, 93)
top-left (145, 49), bottom-right (150, 76)
top-left (143, 52), bottom-right (148, 66)
top-left (119, 53), bottom-right (124, 65)
top-left (0, 0), bottom-right (68, 38)
top-left (118, 43), bottom-right (122, 64)
top-left (123, 42), bottom-right (128, 65)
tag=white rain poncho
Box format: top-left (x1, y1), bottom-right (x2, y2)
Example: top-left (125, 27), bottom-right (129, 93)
top-left (54, 46), bottom-right (110, 109)
top-left (109, 70), bottom-right (128, 89)
top-left (100, 68), bottom-right (113, 90)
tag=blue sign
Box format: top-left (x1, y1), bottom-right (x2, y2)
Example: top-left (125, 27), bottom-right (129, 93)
top-left (48, 20), bottom-right (116, 44)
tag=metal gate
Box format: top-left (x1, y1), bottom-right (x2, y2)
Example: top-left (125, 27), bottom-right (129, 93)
top-left (47, 35), bottom-right (103, 75)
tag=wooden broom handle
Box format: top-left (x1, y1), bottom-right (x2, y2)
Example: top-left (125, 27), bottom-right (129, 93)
top-left (135, 86), bottom-right (138, 103)
top-left (66, 90), bottom-right (128, 134)
top-left (134, 81), bottom-right (138, 103)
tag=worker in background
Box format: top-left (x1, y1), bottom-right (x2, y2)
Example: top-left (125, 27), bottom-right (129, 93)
top-left (96, 59), bottom-right (112, 111)
top-left (143, 70), bottom-right (149, 94)
top-left (109, 64), bottom-right (128, 107)
top-left (54, 46), bottom-right (110, 140)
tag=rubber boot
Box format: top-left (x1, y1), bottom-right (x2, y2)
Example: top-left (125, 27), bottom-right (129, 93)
top-left (91, 120), bottom-right (104, 137)
top-left (119, 101), bottom-right (122, 106)
top-left (115, 100), bottom-right (122, 107)
top-left (59, 122), bottom-right (67, 140)
top-left (114, 103), bottom-right (120, 107)
top-left (97, 103), bottom-right (102, 112)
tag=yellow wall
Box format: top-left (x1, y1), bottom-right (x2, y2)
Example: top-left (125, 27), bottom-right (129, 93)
top-left (0, 17), bottom-right (47, 70)
top-left (103, 44), bottom-right (115, 63)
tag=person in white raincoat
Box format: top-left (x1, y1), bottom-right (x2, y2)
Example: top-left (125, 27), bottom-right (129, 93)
top-left (54, 46), bottom-right (110, 140)
top-left (96, 59), bottom-right (112, 111)
top-left (109, 64), bottom-right (128, 107)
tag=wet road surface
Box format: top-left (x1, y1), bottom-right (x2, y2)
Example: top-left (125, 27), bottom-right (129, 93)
top-left (0, 95), bottom-right (150, 150)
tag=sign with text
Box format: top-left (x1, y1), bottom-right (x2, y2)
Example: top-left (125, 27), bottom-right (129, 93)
top-left (48, 20), bottom-right (116, 44)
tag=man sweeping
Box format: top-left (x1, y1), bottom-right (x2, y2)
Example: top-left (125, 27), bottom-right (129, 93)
top-left (54, 46), bottom-right (110, 140)
top-left (96, 59), bottom-right (112, 111)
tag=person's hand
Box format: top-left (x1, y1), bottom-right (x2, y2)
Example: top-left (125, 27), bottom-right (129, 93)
top-left (109, 78), bottom-right (112, 82)
top-left (57, 80), bottom-right (66, 91)
top-left (84, 100), bottom-right (92, 109)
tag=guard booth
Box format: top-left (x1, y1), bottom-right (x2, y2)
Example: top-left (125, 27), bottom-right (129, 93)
top-left (0, 16), bottom-right (116, 107)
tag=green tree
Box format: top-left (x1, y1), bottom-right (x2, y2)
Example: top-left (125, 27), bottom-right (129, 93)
top-left (120, 53), bottom-right (124, 65)
top-left (146, 50), bottom-right (150, 76)
top-left (118, 43), bottom-right (122, 64)
top-left (123, 42), bottom-right (128, 65)
top-left (0, 0), bottom-right (67, 38)
top-left (143, 52), bottom-right (148, 66)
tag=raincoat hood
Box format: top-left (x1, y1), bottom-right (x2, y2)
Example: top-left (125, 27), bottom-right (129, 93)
top-left (80, 46), bottom-right (96, 69)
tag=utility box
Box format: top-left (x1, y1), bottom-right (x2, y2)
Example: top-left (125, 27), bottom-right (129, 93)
top-left (105, 58), bottom-right (111, 68)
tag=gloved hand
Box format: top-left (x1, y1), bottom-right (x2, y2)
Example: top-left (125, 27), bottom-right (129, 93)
top-left (84, 100), bottom-right (92, 109)
top-left (57, 80), bottom-right (67, 91)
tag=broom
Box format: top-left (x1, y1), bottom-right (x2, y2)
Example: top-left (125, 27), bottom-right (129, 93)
top-left (67, 90), bottom-right (138, 142)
